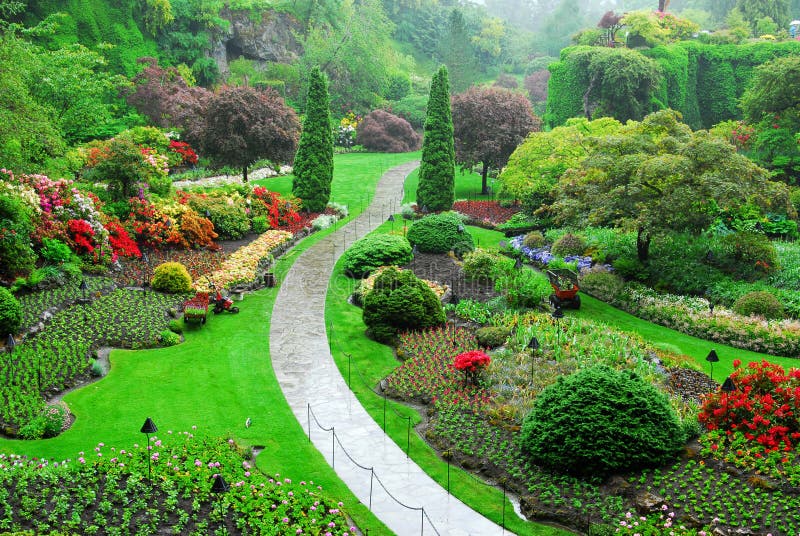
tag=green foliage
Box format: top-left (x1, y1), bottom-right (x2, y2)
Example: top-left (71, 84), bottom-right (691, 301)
top-left (475, 325), bottom-right (510, 348)
top-left (150, 261), bottom-right (192, 294)
top-left (407, 212), bottom-right (474, 254)
top-left (0, 190), bottom-right (36, 280)
top-left (40, 238), bottom-right (74, 264)
top-left (522, 230), bottom-right (545, 249)
top-left (341, 233), bottom-right (413, 278)
top-left (0, 286), bottom-right (22, 337)
top-left (383, 71), bottom-right (411, 101)
top-left (167, 318), bottom-right (183, 334)
top-left (416, 66), bottom-right (455, 212)
top-left (193, 199), bottom-right (250, 240)
top-left (710, 231), bottom-right (778, 281)
top-left (578, 270), bottom-right (625, 301)
top-left (251, 215), bottom-right (269, 234)
top-left (732, 290), bottom-right (784, 319)
top-left (18, 404), bottom-right (67, 440)
top-left (495, 268), bottom-right (550, 308)
top-left (550, 232), bottom-right (587, 257)
top-left (461, 248), bottom-right (514, 281)
top-left (90, 137), bottom-right (156, 202)
top-left (520, 364), bottom-right (685, 477)
top-left (293, 66), bottom-right (333, 212)
top-left (159, 329), bottom-right (181, 346)
top-left (362, 266), bottom-right (445, 343)
top-left (386, 93), bottom-right (428, 129)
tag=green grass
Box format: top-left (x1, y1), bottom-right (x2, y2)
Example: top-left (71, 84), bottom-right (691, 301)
top-left (573, 292), bottom-right (800, 380)
top-left (0, 152), bottom-right (422, 536)
top-left (401, 167), bottom-right (504, 205)
top-left (325, 220), bottom-right (572, 536)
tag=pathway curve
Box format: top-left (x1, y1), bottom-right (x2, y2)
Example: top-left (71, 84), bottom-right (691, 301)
top-left (270, 162), bottom-right (506, 535)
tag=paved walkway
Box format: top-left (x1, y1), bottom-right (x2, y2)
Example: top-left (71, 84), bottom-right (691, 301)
top-left (270, 162), bottom-right (506, 535)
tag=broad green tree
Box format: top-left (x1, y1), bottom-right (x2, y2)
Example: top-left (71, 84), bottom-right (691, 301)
top-left (548, 109), bottom-right (790, 261)
top-left (737, 0), bottom-right (789, 31)
top-left (293, 66), bottom-right (333, 212)
top-left (200, 86), bottom-right (300, 182)
top-left (439, 9), bottom-right (479, 92)
top-left (451, 86), bottom-right (540, 194)
top-left (416, 66), bottom-right (455, 212)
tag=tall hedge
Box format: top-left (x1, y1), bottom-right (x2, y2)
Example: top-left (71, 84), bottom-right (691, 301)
top-left (416, 65), bottom-right (455, 212)
top-left (547, 41), bottom-right (800, 129)
top-left (293, 66), bottom-right (334, 212)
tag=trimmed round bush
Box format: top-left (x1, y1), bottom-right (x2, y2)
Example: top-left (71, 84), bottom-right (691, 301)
top-left (475, 326), bottom-right (510, 348)
top-left (462, 248), bottom-right (513, 281)
top-left (342, 234), bottom-right (413, 278)
top-left (363, 267), bottom-right (446, 343)
top-left (520, 364), bottom-right (685, 477)
top-left (407, 212), bottom-right (475, 255)
top-left (550, 232), bottom-right (587, 257)
top-left (733, 290), bottom-right (784, 319)
top-left (356, 110), bottom-right (421, 153)
top-left (0, 287), bottom-right (22, 337)
top-left (522, 230), bottom-right (545, 249)
top-left (151, 262), bottom-right (192, 293)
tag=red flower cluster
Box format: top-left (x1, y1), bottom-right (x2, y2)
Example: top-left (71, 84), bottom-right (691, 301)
top-left (452, 200), bottom-right (519, 226)
top-left (699, 360), bottom-right (800, 453)
top-left (104, 220), bottom-right (141, 258)
top-left (169, 140), bottom-right (199, 166)
top-left (454, 350), bottom-right (491, 373)
top-left (251, 187), bottom-right (302, 229)
top-left (68, 219), bottom-right (95, 254)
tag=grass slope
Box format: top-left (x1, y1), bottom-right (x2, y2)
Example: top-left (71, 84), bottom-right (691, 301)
top-left (0, 151), bottom-right (420, 535)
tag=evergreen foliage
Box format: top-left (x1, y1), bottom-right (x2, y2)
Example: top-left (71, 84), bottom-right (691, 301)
top-left (407, 212), bottom-right (474, 255)
top-left (151, 261), bottom-right (192, 294)
top-left (416, 66), bottom-right (455, 212)
top-left (362, 266), bottom-right (446, 343)
top-left (0, 189), bottom-right (36, 281)
top-left (0, 286), bottom-right (22, 338)
top-left (520, 364), bottom-right (685, 477)
top-left (293, 66), bottom-right (333, 212)
top-left (341, 234), bottom-right (413, 278)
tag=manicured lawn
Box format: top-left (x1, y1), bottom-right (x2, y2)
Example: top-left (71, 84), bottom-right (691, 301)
top-left (401, 167), bottom-right (505, 204)
top-left (325, 219), bottom-right (572, 536)
top-left (573, 292), bottom-right (799, 380)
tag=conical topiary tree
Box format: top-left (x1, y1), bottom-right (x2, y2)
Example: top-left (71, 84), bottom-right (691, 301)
top-left (293, 66), bottom-right (334, 212)
top-left (416, 65), bottom-right (455, 212)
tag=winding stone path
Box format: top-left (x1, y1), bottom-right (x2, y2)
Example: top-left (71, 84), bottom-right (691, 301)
top-left (270, 162), bottom-right (505, 535)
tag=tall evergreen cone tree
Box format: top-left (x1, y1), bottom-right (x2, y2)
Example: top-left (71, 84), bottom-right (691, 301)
top-left (416, 66), bottom-right (455, 212)
top-left (293, 67), bottom-right (334, 212)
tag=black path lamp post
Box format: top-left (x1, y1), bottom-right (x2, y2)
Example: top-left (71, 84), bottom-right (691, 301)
top-left (140, 417), bottom-right (158, 482)
top-left (388, 214), bottom-right (395, 232)
top-left (514, 257), bottom-right (523, 270)
top-left (211, 474), bottom-right (229, 523)
top-left (706, 350), bottom-right (719, 381)
top-left (527, 336), bottom-right (540, 380)
top-left (6, 334), bottom-right (15, 376)
top-left (79, 279), bottom-right (88, 303)
top-left (721, 376), bottom-right (737, 393)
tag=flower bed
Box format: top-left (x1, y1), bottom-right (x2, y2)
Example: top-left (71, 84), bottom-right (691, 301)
top-left (584, 278), bottom-right (800, 357)
top-left (0, 431), bottom-right (354, 535)
top-left (194, 230), bottom-right (293, 292)
top-left (508, 235), bottom-right (598, 273)
top-left (452, 200), bottom-right (519, 228)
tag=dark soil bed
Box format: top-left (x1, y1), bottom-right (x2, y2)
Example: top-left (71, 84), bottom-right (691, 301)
top-left (402, 252), bottom-right (499, 303)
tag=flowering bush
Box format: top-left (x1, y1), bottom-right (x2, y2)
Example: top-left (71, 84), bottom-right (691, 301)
top-left (454, 350), bottom-right (491, 385)
top-left (335, 111), bottom-right (361, 149)
top-left (168, 140), bottom-right (199, 166)
top-left (126, 197), bottom-right (184, 248)
top-left (699, 360), bottom-right (800, 454)
top-left (614, 505), bottom-right (711, 535)
top-left (509, 235), bottom-right (597, 273)
top-left (250, 186), bottom-right (302, 229)
top-left (104, 219), bottom-right (141, 258)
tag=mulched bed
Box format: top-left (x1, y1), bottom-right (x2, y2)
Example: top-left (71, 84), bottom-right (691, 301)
top-left (401, 252), bottom-right (499, 303)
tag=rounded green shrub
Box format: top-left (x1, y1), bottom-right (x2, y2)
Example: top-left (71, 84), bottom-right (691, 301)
top-left (550, 232), bottom-right (587, 257)
top-left (151, 262), bottom-right (192, 293)
top-left (579, 270), bottom-right (625, 302)
top-left (522, 230), bottom-right (546, 249)
top-left (407, 212), bottom-right (474, 254)
top-left (40, 238), bottom-right (75, 264)
top-left (341, 234), bottom-right (413, 278)
top-left (520, 364), bottom-right (685, 477)
top-left (0, 287), bottom-right (22, 337)
top-left (462, 248), bottom-right (513, 281)
top-left (195, 201), bottom-right (250, 240)
top-left (732, 290), bottom-right (784, 319)
top-left (475, 326), bottom-right (510, 348)
top-left (363, 267), bottom-right (446, 343)
top-left (160, 329), bottom-right (182, 346)
top-left (712, 231), bottom-right (778, 281)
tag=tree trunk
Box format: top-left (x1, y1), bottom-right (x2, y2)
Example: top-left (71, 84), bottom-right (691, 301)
top-left (637, 227), bottom-right (650, 262)
top-left (658, 0), bottom-right (669, 12)
top-left (481, 162), bottom-right (489, 195)
top-left (243, 165), bottom-right (249, 183)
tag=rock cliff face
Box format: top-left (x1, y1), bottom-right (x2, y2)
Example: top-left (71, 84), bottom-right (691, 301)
top-left (211, 9), bottom-right (304, 76)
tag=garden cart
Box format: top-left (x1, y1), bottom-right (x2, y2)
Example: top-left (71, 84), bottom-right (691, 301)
top-left (547, 269), bottom-right (581, 309)
top-left (183, 292), bottom-right (210, 325)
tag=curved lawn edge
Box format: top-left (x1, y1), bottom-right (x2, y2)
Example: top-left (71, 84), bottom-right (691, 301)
top-left (324, 219), bottom-right (574, 536)
top-left (0, 152), bottom-right (422, 536)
